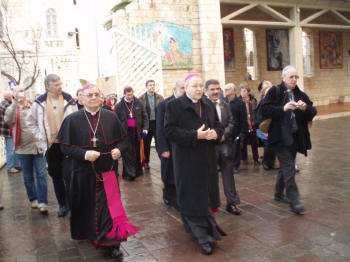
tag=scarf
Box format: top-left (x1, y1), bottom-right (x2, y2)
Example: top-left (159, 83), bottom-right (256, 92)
top-left (12, 106), bottom-right (21, 150)
top-left (46, 94), bottom-right (64, 144)
top-left (102, 170), bottom-right (137, 239)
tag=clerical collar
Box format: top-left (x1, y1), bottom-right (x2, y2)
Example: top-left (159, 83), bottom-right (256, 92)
top-left (85, 107), bottom-right (100, 116)
top-left (186, 93), bottom-right (199, 103)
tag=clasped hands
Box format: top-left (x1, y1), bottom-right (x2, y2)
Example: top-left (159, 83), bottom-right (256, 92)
top-left (197, 124), bottom-right (218, 140)
top-left (85, 148), bottom-right (122, 162)
top-left (284, 100), bottom-right (307, 112)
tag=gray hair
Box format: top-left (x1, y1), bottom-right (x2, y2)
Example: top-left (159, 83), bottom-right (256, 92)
top-left (44, 74), bottom-right (61, 89)
top-left (175, 79), bottom-right (184, 89)
top-left (224, 83), bottom-right (236, 91)
top-left (282, 65), bottom-right (297, 77)
top-left (239, 81), bottom-right (250, 91)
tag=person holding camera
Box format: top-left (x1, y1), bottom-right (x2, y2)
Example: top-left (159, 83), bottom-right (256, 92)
top-left (4, 86), bottom-right (49, 214)
top-left (260, 65), bottom-right (317, 215)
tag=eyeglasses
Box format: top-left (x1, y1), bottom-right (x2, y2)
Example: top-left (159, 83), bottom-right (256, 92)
top-left (84, 92), bottom-right (101, 98)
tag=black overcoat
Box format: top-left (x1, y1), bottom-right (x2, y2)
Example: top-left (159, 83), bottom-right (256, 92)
top-left (261, 82), bottom-right (317, 155)
top-left (164, 95), bottom-right (223, 216)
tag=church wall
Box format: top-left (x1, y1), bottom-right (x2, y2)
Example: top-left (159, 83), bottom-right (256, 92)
top-left (113, 0), bottom-right (203, 97)
top-left (223, 10), bottom-right (350, 105)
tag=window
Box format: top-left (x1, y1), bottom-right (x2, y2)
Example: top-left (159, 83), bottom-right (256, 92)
top-left (0, 11), bottom-right (4, 38)
top-left (75, 28), bottom-right (80, 49)
top-left (243, 28), bottom-right (259, 80)
top-left (46, 8), bottom-right (58, 38)
top-left (302, 31), bottom-right (313, 77)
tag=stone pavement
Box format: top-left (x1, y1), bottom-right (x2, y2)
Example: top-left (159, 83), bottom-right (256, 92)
top-left (0, 116), bottom-right (350, 262)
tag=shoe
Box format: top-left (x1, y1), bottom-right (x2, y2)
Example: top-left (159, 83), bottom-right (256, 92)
top-left (14, 166), bottom-right (22, 171)
top-left (8, 167), bottom-right (20, 174)
top-left (254, 160), bottom-right (261, 166)
top-left (0, 204), bottom-right (3, 210)
top-left (39, 206), bottom-right (48, 215)
top-left (233, 168), bottom-right (239, 174)
top-left (226, 204), bottom-right (242, 215)
top-left (199, 242), bottom-right (213, 255)
top-left (262, 162), bottom-right (271, 170)
top-left (295, 164), bottom-right (300, 173)
top-left (123, 176), bottom-right (135, 181)
top-left (144, 163), bottom-right (150, 171)
top-left (109, 245), bottom-right (123, 258)
top-left (274, 195), bottom-right (291, 204)
top-left (31, 200), bottom-right (38, 209)
top-left (163, 198), bottom-right (170, 206)
top-left (57, 205), bottom-right (69, 217)
top-left (290, 203), bottom-right (305, 215)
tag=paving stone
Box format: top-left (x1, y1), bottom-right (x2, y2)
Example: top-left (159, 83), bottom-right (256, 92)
top-left (0, 116), bottom-right (350, 261)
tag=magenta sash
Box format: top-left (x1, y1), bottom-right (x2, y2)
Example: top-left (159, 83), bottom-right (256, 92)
top-left (127, 118), bottom-right (136, 127)
top-left (102, 170), bottom-right (137, 239)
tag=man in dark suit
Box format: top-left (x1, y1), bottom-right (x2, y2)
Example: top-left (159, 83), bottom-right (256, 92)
top-left (229, 85), bottom-right (249, 172)
top-left (206, 79), bottom-right (241, 215)
top-left (261, 65), bottom-right (317, 215)
top-left (156, 80), bottom-right (185, 209)
top-left (139, 80), bottom-right (164, 171)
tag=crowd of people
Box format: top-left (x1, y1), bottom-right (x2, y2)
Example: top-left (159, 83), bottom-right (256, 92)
top-left (0, 65), bottom-right (317, 257)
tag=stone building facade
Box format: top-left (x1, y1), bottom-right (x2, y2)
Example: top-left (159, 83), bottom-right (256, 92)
top-left (111, 0), bottom-right (350, 105)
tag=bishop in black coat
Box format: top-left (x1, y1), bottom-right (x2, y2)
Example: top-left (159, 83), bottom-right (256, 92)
top-left (57, 85), bottom-right (135, 258)
top-left (164, 74), bottom-right (224, 254)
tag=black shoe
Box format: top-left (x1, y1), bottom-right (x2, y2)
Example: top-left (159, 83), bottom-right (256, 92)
top-left (144, 163), bottom-right (150, 171)
top-left (262, 162), bottom-right (271, 170)
top-left (57, 205), bottom-right (69, 217)
top-left (226, 204), bottom-right (242, 215)
top-left (290, 203), bottom-right (305, 215)
top-left (274, 195), bottom-right (291, 204)
top-left (0, 204), bottom-right (3, 210)
top-left (163, 198), bottom-right (170, 206)
top-left (254, 160), bottom-right (260, 166)
top-left (199, 242), bottom-right (213, 255)
top-left (123, 176), bottom-right (135, 181)
top-left (109, 245), bottom-right (123, 258)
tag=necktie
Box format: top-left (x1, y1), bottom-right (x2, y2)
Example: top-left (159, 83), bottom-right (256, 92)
top-left (215, 102), bottom-right (222, 122)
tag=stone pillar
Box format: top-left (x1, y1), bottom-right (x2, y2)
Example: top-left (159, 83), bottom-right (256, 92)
top-left (289, 6), bottom-right (304, 90)
top-left (197, 0), bottom-right (225, 86)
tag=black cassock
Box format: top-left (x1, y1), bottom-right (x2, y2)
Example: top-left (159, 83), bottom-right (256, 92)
top-left (57, 108), bottom-right (127, 247)
top-left (165, 95), bottom-right (224, 244)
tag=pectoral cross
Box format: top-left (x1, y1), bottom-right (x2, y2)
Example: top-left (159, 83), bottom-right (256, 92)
top-left (91, 136), bottom-right (98, 148)
top-left (130, 112), bottom-right (133, 118)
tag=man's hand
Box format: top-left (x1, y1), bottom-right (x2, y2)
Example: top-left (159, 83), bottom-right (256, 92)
top-left (206, 129), bottom-right (218, 140)
top-left (296, 100), bottom-right (307, 111)
top-left (161, 151), bottom-right (170, 158)
top-left (85, 150), bottom-right (100, 162)
top-left (111, 148), bottom-right (121, 160)
top-left (283, 101), bottom-right (298, 111)
top-left (197, 124), bottom-right (210, 139)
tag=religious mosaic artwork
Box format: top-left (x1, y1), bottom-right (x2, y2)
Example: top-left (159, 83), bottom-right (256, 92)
top-left (223, 28), bottom-right (235, 68)
top-left (137, 21), bottom-right (193, 69)
top-left (266, 29), bottom-right (290, 71)
top-left (319, 31), bottom-right (343, 69)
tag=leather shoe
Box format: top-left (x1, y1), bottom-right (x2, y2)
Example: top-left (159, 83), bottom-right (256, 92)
top-left (226, 204), bottom-right (242, 215)
top-left (290, 203), bottom-right (305, 215)
top-left (199, 242), bottom-right (213, 255)
top-left (57, 205), bottom-right (69, 217)
top-left (109, 245), bottom-right (123, 258)
top-left (0, 204), bottom-right (3, 210)
top-left (274, 195), bottom-right (291, 204)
